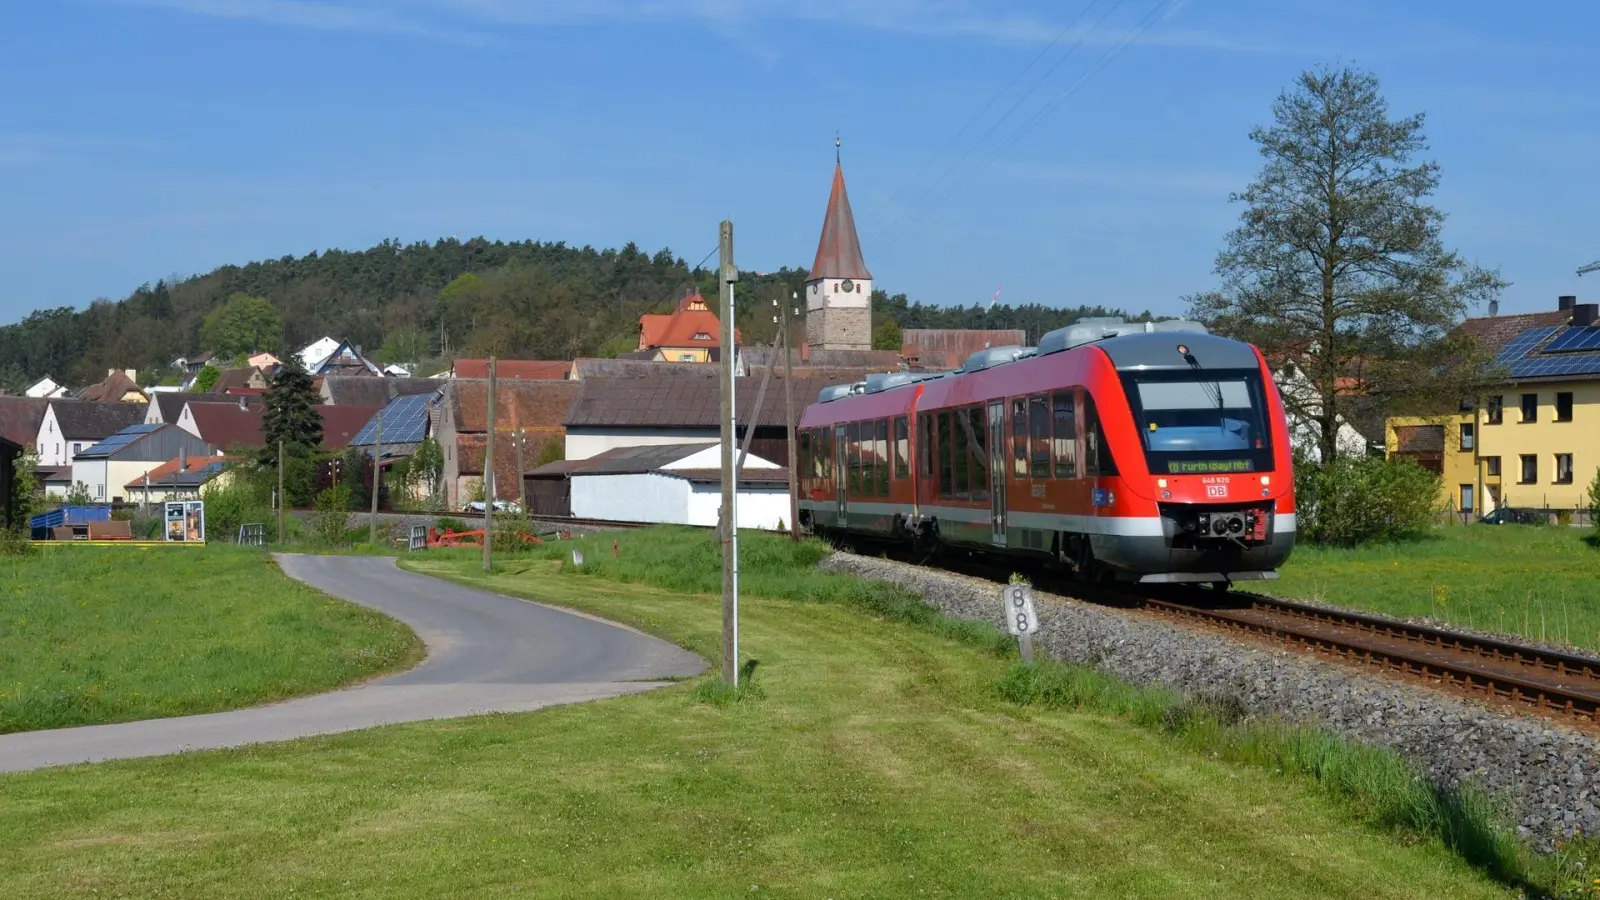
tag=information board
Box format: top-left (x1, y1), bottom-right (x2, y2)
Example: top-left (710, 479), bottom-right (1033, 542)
top-left (164, 500), bottom-right (206, 543)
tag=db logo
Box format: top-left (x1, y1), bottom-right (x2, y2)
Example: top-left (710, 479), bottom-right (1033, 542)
top-left (1206, 484), bottom-right (1229, 499)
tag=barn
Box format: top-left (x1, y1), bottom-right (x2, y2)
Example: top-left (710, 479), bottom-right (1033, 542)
top-left (530, 443), bottom-right (791, 530)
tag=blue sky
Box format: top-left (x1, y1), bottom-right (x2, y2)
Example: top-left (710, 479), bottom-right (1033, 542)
top-left (1, 0), bottom-right (1595, 325)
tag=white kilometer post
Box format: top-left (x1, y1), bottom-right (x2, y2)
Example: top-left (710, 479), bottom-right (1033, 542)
top-left (1002, 582), bottom-right (1041, 662)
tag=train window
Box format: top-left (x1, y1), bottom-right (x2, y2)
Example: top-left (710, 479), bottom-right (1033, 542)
top-left (821, 429), bottom-right (834, 482)
top-left (894, 417), bottom-right (909, 480)
top-left (938, 413), bottom-right (954, 496)
top-left (860, 420), bottom-right (875, 496)
top-left (1011, 399), bottom-right (1028, 477)
top-left (798, 430), bottom-right (811, 480)
top-left (1084, 397), bottom-right (1118, 476)
top-left (1052, 393), bottom-right (1077, 478)
top-left (968, 407), bottom-right (988, 502)
top-left (847, 421), bottom-right (861, 494)
top-left (1029, 395), bottom-right (1051, 478)
top-left (875, 419), bottom-right (890, 496)
top-left (918, 415), bottom-right (932, 478)
top-left (952, 409), bottom-right (970, 499)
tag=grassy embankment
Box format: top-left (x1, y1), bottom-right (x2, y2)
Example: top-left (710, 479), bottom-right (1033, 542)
top-left (0, 526), bottom-right (1567, 898)
top-left (1263, 524), bottom-right (1600, 651)
top-left (0, 545), bottom-right (421, 733)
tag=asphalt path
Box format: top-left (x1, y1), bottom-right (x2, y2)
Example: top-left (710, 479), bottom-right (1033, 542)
top-left (0, 554), bottom-right (705, 773)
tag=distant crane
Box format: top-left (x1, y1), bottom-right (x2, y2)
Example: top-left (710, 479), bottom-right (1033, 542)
top-left (1580, 260), bottom-right (1600, 276)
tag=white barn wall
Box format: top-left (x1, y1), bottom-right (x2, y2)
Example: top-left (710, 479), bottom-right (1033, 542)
top-left (686, 483), bottom-right (789, 530)
top-left (571, 472), bottom-right (688, 524)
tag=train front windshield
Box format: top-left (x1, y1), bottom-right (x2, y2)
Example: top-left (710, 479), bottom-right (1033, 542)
top-left (1119, 369), bottom-right (1273, 474)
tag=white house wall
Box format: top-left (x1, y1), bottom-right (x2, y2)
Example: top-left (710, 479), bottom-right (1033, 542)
top-left (34, 407), bottom-right (93, 468)
top-left (565, 428), bottom-right (720, 461)
top-left (686, 483), bottom-right (790, 530)
top-left (571, 473), bottom-right (688, 524)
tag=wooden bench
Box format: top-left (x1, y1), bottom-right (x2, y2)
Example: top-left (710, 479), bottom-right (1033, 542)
top-left (87, 520), bottom-right (133, 541)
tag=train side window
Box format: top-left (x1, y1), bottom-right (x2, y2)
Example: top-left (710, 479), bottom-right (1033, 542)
top-left (847, 421), bottom-right (861, 494)
top-left (1029, 395), bottom-right (1051, 478)
top-left (968, 406), bottom-right (989, 502)
top-left (1084, 397), bottom-right (1118, 477)
top-left (952, 409), bottom-right (971, 499)
top-left (1052, 393), bottom-right (1077, 478)
top-left (1011, 398), bottom-right (1028, 478)
top-left (894, 416), bottom-right (909, 480)
top-left (918, 415), bottom-right (932, 478)
top-left (875, 419), bottom-right (890, 496)
top-left (798, 430), bottom-right (810, 480)
top-left (821, 429), bottom-right (834, 482)
top-left (938, 412), bottom-right (954, 497)
top-left (860, 421), bottom-right (874, 496)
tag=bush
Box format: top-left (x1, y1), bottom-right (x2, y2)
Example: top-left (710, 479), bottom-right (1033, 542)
top-left (436, 517), bottom-right (468, 535)
top-left (202, 471), bottom-right (273, 543)
top-left (1587, 467), bottom-right (1600, 536)
top-left (314, 485), bottom-right (352, 545)
top-left (1295, 454), bottom-right (1441, 546)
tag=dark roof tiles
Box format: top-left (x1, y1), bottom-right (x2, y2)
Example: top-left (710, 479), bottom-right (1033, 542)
top-left (50, 400), bottom-right (148, 440)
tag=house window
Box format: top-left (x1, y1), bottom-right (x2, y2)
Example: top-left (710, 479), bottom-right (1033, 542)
top-left (678, 354), bottom-right (694, 362)
top-left (692, 333), bottom-right (712, 341)
top-left (96, 484), bottom-right (104, 499)
top-left (893, 417), bottom-right (909, 479)
top-left (1052, 392), bottom-right (1077, 478)
top-left (1555, 453), bottom-right (1574, 485)
top-left (1486, 395), bottom-right (1503, 425)
top-left (1556, 392), bottom-right (1574, 422)
top-left (1485, 456), bottom-right (1501, 477)
top-left (1460, 484), bottom-right (1474, 514)
top-left (1519, 454), bottom-right (1537, 484)
top-left (1459, 423), bottom-right (1474, 452)
top-left (1520, 393), bottom-right (1538, 423)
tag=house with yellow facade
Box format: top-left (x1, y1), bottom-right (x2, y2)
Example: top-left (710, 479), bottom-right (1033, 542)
top-left (1388, 296), bottom-right (1598, 517)
top-left (637, 289), bottom-right (739, 363)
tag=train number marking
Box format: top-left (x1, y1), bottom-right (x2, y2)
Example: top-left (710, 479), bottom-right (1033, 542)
top-left (1206, 484), bottom-right (1229, 499)
top-left (1031, 483), bottom-right (1046, 498)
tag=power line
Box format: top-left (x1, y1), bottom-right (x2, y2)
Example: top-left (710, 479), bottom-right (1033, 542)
top-left (899, 0), bottom-right (1126, 219)
top-left (886, 0), bottom-right (1102, 206)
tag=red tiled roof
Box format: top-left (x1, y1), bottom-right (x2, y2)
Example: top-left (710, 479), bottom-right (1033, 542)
top-left (210, 367), bottom-right (267, 393)
top-left (187, 402), bottom-right (265, 451)
top-left (317, 405), bottom-right (380, 450)
top-left (639, 289), bottom-right (740, 351)
top-left (565, 374), bottom-right (863, 429)
top-left (79, 370), bottom-right (144, 403)
top-left (1392, 424), bottom-right (1445, 454)
top-left (900, 329), bottom-right (1028, 370)
top-left (1455, 310), bottom-right (1570, 355)
top-left (810, 161), bottom-right (871, 281)
top-left (453, 359), bottom-right (571, 380)
top-left (451, 380), bottom-right (580, 434)
top-left (456, 431), bottom-right (564, 500)
top-left (0, 397), bottom-right (49, 446)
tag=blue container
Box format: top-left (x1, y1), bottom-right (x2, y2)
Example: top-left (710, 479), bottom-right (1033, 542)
top-left (29, 505), bottom-right (112, 540)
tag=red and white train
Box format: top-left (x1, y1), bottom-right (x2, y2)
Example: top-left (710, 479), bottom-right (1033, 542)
top-left (795, 318), bottom-right (1296, 584)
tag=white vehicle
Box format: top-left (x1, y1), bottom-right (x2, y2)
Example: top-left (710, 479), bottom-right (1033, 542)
top-left (462, 500), bottom-right (522, 514)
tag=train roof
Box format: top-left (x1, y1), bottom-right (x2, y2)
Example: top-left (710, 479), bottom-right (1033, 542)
top-left (1097, 331), bottom-right (1260, 372)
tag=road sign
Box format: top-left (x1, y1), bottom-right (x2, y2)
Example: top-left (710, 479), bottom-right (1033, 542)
top-left (1002, 582), bottom-right (1039, 636)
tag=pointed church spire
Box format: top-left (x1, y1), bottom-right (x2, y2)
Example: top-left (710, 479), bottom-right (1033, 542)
top-left (810, 148), bottom-right (872, 281)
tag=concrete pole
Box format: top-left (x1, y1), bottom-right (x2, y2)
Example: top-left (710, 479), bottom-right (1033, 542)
top-left (369, 412), bottom-right (382, 545)
top-left (718, 221), bottom-right (740, 687)
top-left (482, 357), bottom-right (496, 572)
top-left (784, 291), bottom-right (799, 541)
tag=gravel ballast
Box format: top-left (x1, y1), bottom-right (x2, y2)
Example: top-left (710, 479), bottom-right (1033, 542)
top-left (820, 552), bottom-right (1600, 848)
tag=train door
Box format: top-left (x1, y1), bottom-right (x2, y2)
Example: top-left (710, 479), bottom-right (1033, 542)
top-left (834, 423), bottom-right (848, 528)
top-left (987, 401), bottom-right (1006, 546)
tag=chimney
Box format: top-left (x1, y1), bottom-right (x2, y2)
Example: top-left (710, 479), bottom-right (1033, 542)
top-left (1560, 295), bottom-right (1578, 312)
top-left (1488, 299), bottom-right (1499, 317)
top-left (1576, 304), bottom-right (1599, 328)
top-left (124, 369), bottom-right (137, 382)
top-left (179, 447), bottom-right (187, 473)
top-left (239, 395), bottom-right (248, 410)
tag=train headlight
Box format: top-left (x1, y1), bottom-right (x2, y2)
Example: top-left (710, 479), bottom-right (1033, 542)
top-left (1260, 475), bottom-right (1271, 486)
top-left (1157, 478), bottom-right (1168, 489)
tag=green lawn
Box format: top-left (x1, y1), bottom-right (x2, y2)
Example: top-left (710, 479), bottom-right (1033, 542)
top-left (0, 537), bottom-right (1516, 899)
top-left (1265, 525), bottom-right (1600, 651)
top-left (0, 545), bottom-right (421, 733)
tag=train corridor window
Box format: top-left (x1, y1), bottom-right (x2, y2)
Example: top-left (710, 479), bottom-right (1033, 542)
top-left (847, 422), bottom-right (861, 494)
top-left (968, 407), bottom-right (989, 502)
top-left (938, 413), bottom-right (954, 497)
top-left (894, 417), bottom-right (909, 479)
top-left (875, 419), bottom-right (890, 495)
top-left (1053, 392), bottom-right (1077, 477)
top-left (918, 415), bottom-right (932, 478)
top-left (952, 409), bottom-right (971, 499)
top-left (1084, 397), bottom-right (1118, 476)
top-left (1029, 395), bottom-right (1051, 478)
top-left (1011, 398), bottom-right (1028, 477)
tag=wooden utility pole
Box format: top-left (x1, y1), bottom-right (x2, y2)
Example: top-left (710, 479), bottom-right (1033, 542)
top-left (718, 221), bottom-right (740, 687)
top-left (482, 356), bottom-right (497, 572)
top-left (783, 290), bottom-right (799, 541)
top-left (276, 439), bottom-right (285, 544)
top-left (369, 412), bottom-right (382, 545)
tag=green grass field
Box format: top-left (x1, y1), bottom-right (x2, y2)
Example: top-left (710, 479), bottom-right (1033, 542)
top-left (0, 534), bottom-right (1525, 899)
top-left (1265, 525), bottom-right (1600, 651)
top-left (0, 545), bottom-right (421, 733)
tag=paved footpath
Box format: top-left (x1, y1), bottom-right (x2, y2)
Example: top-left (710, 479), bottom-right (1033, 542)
top-left (0, 554), bottom-right (706, 773)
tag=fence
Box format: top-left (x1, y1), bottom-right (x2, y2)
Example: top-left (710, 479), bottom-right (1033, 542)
top-left (237, 523), bottom-right (267, 546)
top-left (408, 525), bottom-right (429, 552)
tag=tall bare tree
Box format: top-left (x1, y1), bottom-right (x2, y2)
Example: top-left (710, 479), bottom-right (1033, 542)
top-left (1188, 66), bottom-right (1503, 465)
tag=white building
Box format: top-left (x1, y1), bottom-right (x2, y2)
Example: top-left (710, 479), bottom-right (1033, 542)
top-left (36, 400), bottom-right (148, 468)
top-left (24, 377), bottom-right (66, 399)
top-left (550, 443), bottom-right (792, 530)
top-left (68, 423), bottom-right (212, 504)
top-left (1269, 362), bottom-right (1381, 462)
top-left (298, 336), bottom-right (341, 371)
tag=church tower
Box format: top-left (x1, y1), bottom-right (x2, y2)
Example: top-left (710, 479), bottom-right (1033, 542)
top-left (805, 142), bottom-right (872, 351)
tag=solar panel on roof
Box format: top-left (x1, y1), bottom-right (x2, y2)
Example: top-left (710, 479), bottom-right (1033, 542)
top-left (350, 393), bottom-right (430, 446)
top-left (1542, 327), bottom-right (1600, 354)
top-left (78, 423), bottom-right (164, 456)
top-left (1492, 326), bottom-right (1560, 368)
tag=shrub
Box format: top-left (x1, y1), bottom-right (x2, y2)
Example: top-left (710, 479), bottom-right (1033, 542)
top-left (202, 470), bottom-right (273, 543)
top-left (313, 485), bottom-right (352, 545)
top-left (1296, 454), bottom-right (1442, 546)
top-left (1587, 467), bottom-right (1600, 536)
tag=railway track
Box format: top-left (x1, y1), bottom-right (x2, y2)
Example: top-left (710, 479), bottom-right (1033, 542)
top-left (866, 543), bottom-right (1600, 728)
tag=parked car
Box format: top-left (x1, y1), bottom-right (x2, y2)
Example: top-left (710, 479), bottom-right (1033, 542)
top-left (1478, 507), bottom-right (1543, 525)
top-left (462, 500), bottom-right (522, 514)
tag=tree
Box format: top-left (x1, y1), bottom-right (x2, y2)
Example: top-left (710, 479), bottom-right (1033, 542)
top-left (409, 437), bottom-right (444, 500)
top-left (10, 448), bottom-right (41, 531)
top-left (260, 355), bottom-right (323, 469)
top-left (193, 364), bottom-right (221, 393)
top-left (63, 482), bottom-right (93, 506)
top-left (1186, 67), bottom-right (1503, 466)
top-left (872, 316), bottom-right (904, 352)
top-left (375, 327), bottom-right (429, 365)
top-left (201, 293), bottom-right (283, 358)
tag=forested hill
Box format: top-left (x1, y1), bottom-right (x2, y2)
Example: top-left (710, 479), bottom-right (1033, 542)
top-left (0, 236), bottom-right (1145, 391)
